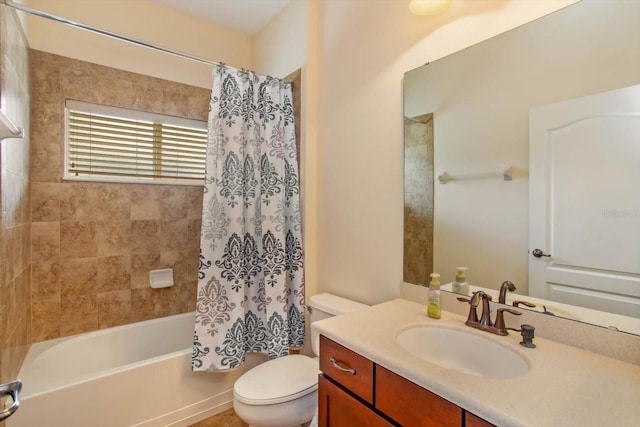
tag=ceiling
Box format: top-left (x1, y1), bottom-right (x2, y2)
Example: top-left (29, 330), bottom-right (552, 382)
top-left (152, 0), bottom-right (291, 36)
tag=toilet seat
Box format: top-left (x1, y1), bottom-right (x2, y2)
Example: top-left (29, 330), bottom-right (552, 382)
top-left (234, 354), bottom-right (319, 406)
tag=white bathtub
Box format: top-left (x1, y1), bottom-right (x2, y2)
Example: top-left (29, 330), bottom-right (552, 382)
top-left (9, 312), bottom-right (258, 427)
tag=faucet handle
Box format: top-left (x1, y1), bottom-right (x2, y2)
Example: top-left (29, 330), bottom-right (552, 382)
top-left (513, 300), bottom-right (536, 308)
top-left (494, 308), bottom-right (522, 335)
top-left (457, 297), bottom-right (479, 324)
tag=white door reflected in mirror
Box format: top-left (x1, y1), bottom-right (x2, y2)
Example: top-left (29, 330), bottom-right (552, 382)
top-left (529, 84), bottom-right (640, 319)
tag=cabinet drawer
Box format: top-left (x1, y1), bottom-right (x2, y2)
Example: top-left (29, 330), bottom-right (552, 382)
top-left (319, 335), bottom-right (374, 404)
top-left (376, 365), bottom-right (462, 427)
top-left (318, 375), bottom-right (395, 427)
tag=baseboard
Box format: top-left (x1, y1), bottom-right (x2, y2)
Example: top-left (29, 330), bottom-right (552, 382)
top-left (131, 389), bottom-right (234, 427)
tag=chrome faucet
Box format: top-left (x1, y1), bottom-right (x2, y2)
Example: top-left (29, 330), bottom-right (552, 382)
top-left (498, 280), bottom-right (516, 304)
top-left (458, 291), bottom-right (522, 336)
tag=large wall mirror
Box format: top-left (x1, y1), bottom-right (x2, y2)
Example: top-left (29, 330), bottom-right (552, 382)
top-left (403, 0), bottom-right (640, 334)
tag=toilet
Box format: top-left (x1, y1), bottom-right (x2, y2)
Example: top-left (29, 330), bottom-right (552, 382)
top-left (233, 293), bottom-right (368, 427)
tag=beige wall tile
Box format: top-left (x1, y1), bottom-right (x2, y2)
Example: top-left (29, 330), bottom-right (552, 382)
top-left (188, 219), bottom-right (202, 251)
top-left (60, 295), bottom-right (98, 336)
top-left (32, 260), bottom-right (60, 301)
top-left (96, 184), bottom-right (130, 221)
top-left (60, 72), bottom-right (135, 107)
top-left (187, 186), bottom-right (204, 220)
top-left (30, 50), bottom-right (211, 342)
top-left (97, 290), bottom-right (131, 329)
top-left (30, 112), bottom-right (62, 151)
top-left (59, 183), bottom-right (98, 221)
top-left (31, 299), bottom-right (60, 342)
top-left (97, 220), bottom-right (131, 257)
top-left (1, 5), bottom-right (31, 381)
top-left (161, 219), bottom-right (189, 251)
top-left (31, 182), bottom-right (60, 222)
top-left (60, 258), bottom-right (97, 297)
top-left (31, 221), bottom-right (60, 262)
top-left (30, 143), bottom-right (61, 183)
top-left (160, 250), bottom-right (188, 285)
top-left (130, 185), bottom-right (162, 220)
top-left (130, 288), bottom-right (159, 322)
top-left (131, 253), bottom-right (161, 289)
top-left (60, 221), bottom-right (97, 259)
top-left (160, 187), bottom-right (188, 220)
top-left (96, 256), bottom-right (131, 293)
top-left (130, 220), bottom-right (160, 255)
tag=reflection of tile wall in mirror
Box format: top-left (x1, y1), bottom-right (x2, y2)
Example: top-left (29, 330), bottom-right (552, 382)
top-left (403, 113), bottom-right (433, 285)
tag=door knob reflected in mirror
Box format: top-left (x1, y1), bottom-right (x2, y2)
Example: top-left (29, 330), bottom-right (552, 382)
top-left (531, 249), bottom-right (551, 258)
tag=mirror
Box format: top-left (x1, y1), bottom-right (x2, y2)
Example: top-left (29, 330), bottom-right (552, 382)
top-left (403, 0), bottom-right (640, 334)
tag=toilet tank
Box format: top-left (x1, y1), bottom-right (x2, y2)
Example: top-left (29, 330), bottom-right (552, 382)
top-left (308, 293), bottom-right (369, 356)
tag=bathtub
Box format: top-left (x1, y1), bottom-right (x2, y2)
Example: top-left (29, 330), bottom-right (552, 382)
top-left (9, 312), bottom-right (259, 427)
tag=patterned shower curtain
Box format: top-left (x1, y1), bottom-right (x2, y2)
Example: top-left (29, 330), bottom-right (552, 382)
top-left (192, 65), bottom-right (305, 371)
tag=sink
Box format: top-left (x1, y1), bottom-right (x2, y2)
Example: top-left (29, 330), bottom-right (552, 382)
top-left (396, 326), bottom-right (529, 379)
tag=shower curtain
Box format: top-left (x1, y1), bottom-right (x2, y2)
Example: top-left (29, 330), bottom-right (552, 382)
top-left (192, 65), bottom-right (305, 371)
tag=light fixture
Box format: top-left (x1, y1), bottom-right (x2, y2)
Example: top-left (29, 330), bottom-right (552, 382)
top-left (409, 0), bottom-right (451, 16)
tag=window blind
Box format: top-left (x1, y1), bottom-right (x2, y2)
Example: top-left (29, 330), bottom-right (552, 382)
top-left (65, 100), bottom-right (207, 184)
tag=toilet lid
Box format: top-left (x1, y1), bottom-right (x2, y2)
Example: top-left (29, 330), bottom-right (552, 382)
top-left (234, 355), bottom-right (319, 405)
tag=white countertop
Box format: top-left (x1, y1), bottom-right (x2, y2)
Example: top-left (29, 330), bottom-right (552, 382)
top-left (311, 298), bottom-right (640, 427)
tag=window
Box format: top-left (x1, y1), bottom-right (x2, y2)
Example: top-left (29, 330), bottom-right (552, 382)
top-left (64, 100), bottom-right (207, 185)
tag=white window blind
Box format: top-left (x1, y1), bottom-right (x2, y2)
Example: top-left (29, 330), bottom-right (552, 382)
top-left (65, 100), bottom-right (207, 185)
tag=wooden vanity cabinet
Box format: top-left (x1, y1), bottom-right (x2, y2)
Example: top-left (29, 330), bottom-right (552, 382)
top-left (466, 413), bottom-right (495, 427)
top-left (318, 335), bottom-right (495, 427)
top-left (318, 375), bottom-right (394, 427)
top-left (376, 365), bottom-right (461, 427)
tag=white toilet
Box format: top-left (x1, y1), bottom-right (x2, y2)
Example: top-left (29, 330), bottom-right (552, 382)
top-left (233, 293), bottom-right (368, 427)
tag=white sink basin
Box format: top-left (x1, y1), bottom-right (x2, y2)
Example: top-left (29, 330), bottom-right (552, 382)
top-left (396, 326), bottom-right (529, 379)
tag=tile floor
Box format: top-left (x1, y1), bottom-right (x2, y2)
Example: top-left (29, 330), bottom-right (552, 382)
top-left (189, 408), bottom-right (313, 427)
top-left (188, 408), bottom-right (248, 427)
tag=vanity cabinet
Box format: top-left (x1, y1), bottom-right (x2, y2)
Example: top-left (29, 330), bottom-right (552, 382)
top-left (318, 336), bottom-right (495, 427)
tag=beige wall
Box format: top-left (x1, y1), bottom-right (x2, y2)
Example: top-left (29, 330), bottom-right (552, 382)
top-left (29, 50), bottom-right (208, 341)
top-left (315, 0), bottom-right (577, 305)
top-left (0, 5), bottom-right (31, 385)
top-left (23, 0), bottom-right (253, 88)
top-left (254, 0), bottom-right (308, 78)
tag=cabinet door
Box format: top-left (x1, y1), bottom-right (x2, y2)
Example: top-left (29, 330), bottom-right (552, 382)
top-left (376, 365), bottom-right (461, 427)
top-left (466, 412), bottom-right (495, 427)
top-left (318, 375), bottom-right (394, 427)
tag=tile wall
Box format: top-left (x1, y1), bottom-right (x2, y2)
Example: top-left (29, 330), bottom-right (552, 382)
top-left (403, 113), bottom-right (434, 286)
top-left (29, 50), bottom-right (209, 341)
top-left (0, 5), bottom-right (32, 384)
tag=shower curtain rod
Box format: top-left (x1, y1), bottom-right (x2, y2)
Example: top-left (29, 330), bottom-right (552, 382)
top-left (2, 0), bottom-right (223, 68)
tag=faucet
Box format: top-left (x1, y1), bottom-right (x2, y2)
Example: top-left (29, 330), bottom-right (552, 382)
top-left (498, 280), bottom-right (516, 304)
top-left (458, 291), bottom-right (522, 336)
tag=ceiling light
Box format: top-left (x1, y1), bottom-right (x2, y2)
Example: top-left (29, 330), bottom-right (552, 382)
top-left (409, 0), bottom-right (451, 16)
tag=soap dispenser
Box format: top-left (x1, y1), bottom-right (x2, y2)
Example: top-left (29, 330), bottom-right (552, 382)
top-left (452, 267), bottom-right (470, 296)
top-left (427, 273), bottom-right (441, 319)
